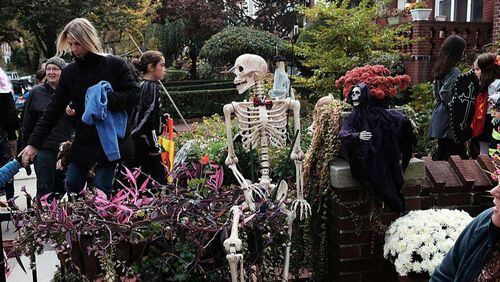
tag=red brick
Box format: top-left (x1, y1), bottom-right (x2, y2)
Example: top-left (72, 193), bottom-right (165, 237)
top-left (421, 195), bottom-right (436, 209)
top-left (331, 257), bottom-right (382, 273)
top-left (337, 188), bottom-right (364, 202)
top-left (449, 156), bottom-right (492, 191)
top-left (405, 197), bottom-right (422, 211)
top-left (333, 244), bottom-right (361, 259)
top-left (424, 159), bottom-right (461, 193)
top-left (403, 185), bottom-right (422, 197)
top-left (436, 192), bottom-right (472, 207)
top-left (331, 230), bottom-right (374, 245)
top-left (331, 200), bottom-right (372, 217)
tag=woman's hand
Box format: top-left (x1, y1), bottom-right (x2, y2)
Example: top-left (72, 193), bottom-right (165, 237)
top-left (66, 105), bottom-right (76, 116)
top-left (19, 145), bottom-right (38, 166)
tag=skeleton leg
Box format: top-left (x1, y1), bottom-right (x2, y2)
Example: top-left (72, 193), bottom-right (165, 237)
top-left (224, 205), bottom-right (246, 282)
top-left (282, 208), bottom-right (296, 282)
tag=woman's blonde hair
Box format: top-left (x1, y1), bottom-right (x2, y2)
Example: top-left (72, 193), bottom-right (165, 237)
top-left (56, 18), bottom-right (104, 57)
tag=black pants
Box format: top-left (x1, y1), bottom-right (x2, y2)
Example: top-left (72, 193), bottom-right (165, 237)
top-left (432, 138), bottom-right (468, 161)
top-left (1, 181), bottom-right (14, 201)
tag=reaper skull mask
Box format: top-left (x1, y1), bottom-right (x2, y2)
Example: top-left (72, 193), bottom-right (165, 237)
top-left (351, 86), bottom-right (361, 107)
top-left (230, 54), bottom-right (268, 94)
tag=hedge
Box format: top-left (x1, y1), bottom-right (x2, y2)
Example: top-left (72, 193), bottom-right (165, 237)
top-left (161, 88), bottom-right (242, 119)
top-left (163, 81), bottom-right (235, 92)
top-left (162, 79), bottom-right (230, 87)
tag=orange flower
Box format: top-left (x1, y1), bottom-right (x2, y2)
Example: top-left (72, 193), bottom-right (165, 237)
top-left (200, 155), bottom-right (210, 165)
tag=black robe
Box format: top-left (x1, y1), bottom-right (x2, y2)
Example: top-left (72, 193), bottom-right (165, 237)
top-left (339, 83), bottom-right (415, 212)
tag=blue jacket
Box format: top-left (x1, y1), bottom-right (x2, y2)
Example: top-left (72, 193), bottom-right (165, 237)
top-left (431, 208), bottom-right (500, 281)
top-left (429, 67), bottom-right (460, 139)
top-left (82, 81), bottom-right (127, 162)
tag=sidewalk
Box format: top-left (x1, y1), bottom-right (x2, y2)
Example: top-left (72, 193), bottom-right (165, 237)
top-left (2, 165), bottom-right (59, 281)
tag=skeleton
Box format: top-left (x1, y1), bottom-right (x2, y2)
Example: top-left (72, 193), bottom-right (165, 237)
top-left (350, 86), bottom-right (372, 141)
top-left (222, 54), bottom-right (311, 282)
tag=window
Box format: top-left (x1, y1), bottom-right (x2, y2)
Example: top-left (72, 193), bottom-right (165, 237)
top-left (434, 0), bottom-right (480, 21)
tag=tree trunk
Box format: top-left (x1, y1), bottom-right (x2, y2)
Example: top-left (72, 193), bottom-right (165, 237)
top-left (189, 46), bottom-right (197, 80)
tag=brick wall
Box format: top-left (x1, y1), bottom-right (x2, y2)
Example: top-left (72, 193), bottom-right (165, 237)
top-left (494, 0), bottom-right (500, 44)
top-left (403, 21), bottom-right (493, 83)
top-left (483, 0), bottom-right (495, 22)
top-left (327, 156), bottom-right (495, 281)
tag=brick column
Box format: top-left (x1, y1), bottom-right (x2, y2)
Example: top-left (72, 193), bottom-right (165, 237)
top-left (327, 158), bottom-right (425, 281)
top-left (493, 0), bottom-right (500, 44)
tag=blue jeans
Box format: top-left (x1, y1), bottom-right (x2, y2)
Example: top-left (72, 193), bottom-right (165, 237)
top-left (65, 162), bottom-right (117, 195)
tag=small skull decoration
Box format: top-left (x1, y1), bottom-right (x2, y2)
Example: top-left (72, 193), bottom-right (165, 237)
top-left (350, 86), bottom-right (362, 107)
top-left (229, 54), bottom-right (268, 94)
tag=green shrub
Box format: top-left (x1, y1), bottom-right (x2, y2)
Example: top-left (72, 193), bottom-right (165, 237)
top-left (165, 69), bottom-right (190, 81)
top-left (162, 79), bottom-right (229, 87)
top-left (407, 82), bottom-right (436, 158)
top-left (161, 88), bottom-right (242, 119)
top-left (199, 26), bottom-right (291, 67)
top-left (164, 81), bottom-right (235, 92)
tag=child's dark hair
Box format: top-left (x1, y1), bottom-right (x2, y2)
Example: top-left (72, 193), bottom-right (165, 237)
top-left (476, 53), bottom-right (500, 92)
top-left (432, 35), bottom-right (466, 79)
top-left (35, 69), bottom-right (45, 82)
top-left (132, 51), bottom-right (163, 74)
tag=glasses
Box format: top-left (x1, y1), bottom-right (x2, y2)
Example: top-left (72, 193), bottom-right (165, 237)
top-left (46, 67), bottom-right (61, 72)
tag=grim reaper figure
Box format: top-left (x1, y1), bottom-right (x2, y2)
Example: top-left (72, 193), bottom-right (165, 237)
top-left (339, 83), bottom-right (416, 212)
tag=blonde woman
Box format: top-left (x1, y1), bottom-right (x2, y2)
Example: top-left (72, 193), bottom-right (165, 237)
top-left (20, 18), bottom-right (139, 195)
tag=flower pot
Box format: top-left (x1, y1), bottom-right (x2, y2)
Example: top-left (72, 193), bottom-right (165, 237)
top-left (58, 237), bottom-right (148, 280)
top-left (410, 9), bottom-right (432, 21)
top-left (387, 16), bottom-right (401, 25)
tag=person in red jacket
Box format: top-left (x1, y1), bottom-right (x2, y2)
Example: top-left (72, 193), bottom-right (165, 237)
top-left (470, 53), bottom-right (500, 158)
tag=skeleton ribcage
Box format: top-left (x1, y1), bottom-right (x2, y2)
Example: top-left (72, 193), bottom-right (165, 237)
top-left (232, 100), bottom-right (289, 152)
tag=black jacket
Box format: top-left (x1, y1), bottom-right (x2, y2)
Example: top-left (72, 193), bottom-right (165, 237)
top-left (0, 92), bottom-right (19, 165)
top-left (130, 80), bottom-right (162, 153)
top-left (28, 53), bottom-right (140, 167)
top-left (0, 92), bottom-right (19, 141)
top-left (21, 82), bottom-right (75, 152)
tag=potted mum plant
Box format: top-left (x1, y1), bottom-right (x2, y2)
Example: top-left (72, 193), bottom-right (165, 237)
top-left (383, 209), bottom-right (473, 281)
top-left (335, 64), bottom-right (411, 102)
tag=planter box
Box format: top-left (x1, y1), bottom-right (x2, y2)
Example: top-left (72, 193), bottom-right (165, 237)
top-left (59, 238), bottom-right (148, 280)
top-left (387, 16), bottom-right (401, 25)
top-left (411, 9), bottom-right (432, 21)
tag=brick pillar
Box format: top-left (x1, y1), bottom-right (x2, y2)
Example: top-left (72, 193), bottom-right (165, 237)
top-left (405, 22), bottom-right (433, 83)
top-left (483, 0), bottom-right (494, 22)
top-left (327, 158), bottom-right (425, 281)
top-left (494, 0), bottom-right (500, 44)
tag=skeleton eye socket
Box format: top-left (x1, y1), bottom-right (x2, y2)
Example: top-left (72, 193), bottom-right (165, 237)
top-left (238, 66), bottom-right (244, 72)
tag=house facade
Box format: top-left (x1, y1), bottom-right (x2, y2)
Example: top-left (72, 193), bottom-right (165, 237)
top-left (394, 0), bottom-right (498, 83)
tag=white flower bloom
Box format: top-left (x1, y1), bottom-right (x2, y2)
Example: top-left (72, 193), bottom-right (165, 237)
top-left (383, 209), bottom-right (473, 276)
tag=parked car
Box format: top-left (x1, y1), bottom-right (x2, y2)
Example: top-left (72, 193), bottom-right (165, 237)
top-left (11, 78), bottom-right (33, 110)
top-left (5, 71), bottom-right (19, 80)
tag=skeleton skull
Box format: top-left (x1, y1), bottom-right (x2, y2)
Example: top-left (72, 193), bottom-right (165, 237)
top-left (230, 54), bottom-right (268, 94)
top-left (351, 86), bottom-right (362, 107)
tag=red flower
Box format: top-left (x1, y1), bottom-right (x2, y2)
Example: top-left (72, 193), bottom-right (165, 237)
top-left (200, 155), bottom-right (210, 165)
top-left (335, 65), bottom-right (411, 100)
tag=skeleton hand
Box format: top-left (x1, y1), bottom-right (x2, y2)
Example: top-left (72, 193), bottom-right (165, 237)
top-left (291, 199), bottom-right (312, 220)
top-left (359, 131), bottom-right (372, 141)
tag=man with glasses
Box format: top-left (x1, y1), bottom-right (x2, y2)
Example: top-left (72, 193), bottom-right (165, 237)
top-left (20, 57), bottom-right (75, 198)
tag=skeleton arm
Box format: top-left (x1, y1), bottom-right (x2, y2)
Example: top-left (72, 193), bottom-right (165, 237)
top-left (224, 103), bottom-right (258, 211)
top-left (289, 100), bottom-right (311, 220)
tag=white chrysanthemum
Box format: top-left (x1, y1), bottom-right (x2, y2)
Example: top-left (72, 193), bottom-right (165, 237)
top-left (383, 209), bottom-right (473, 276)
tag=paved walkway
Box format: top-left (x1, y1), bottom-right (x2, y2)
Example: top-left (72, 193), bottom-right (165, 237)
top-left (2, 165), bottom-right (59, 282)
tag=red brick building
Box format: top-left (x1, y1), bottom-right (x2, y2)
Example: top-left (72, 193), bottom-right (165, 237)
top-left (397, 0), bottom-right (498, 83)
